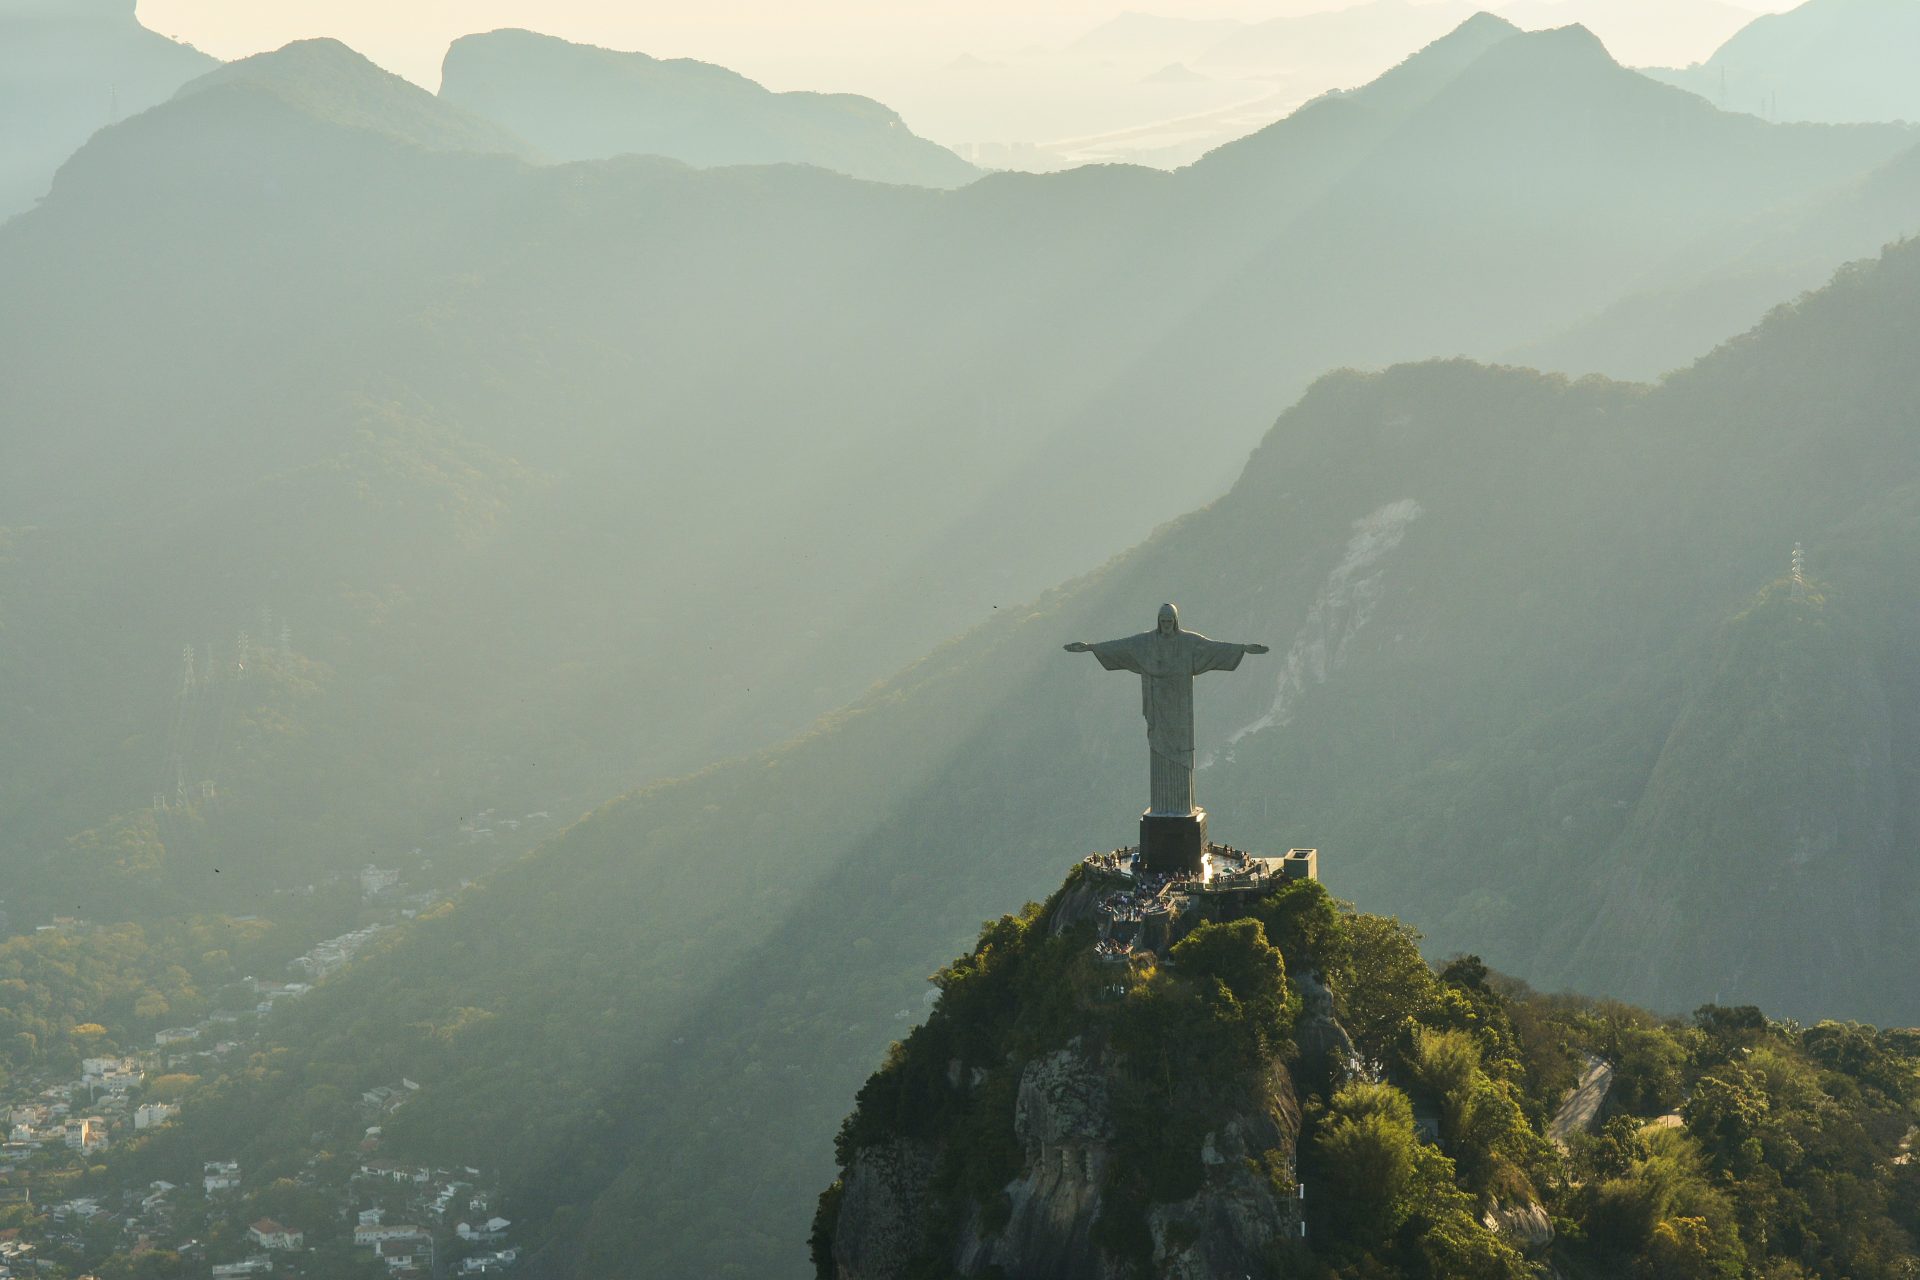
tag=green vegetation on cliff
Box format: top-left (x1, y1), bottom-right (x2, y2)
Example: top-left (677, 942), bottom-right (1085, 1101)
top-left (818, 871), bottom-right (1920, 1278)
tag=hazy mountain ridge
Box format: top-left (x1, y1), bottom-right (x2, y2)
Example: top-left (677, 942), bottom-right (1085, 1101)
top-left (438, 28), bottom-right (977, 188)
top-left (8, 11), bottom-right (1920, 955)
top-left (1567, 581), bottom-right (1900, 1002)
top-left (1066, 0), bottom-right (1767, 102)
top-left (11, 8), bottom-right (1920, 1280)
top-left (1506, 135), bottom-right (1920, 379)
top-left (1648, 0), bottom-right (1920, 125)
top-left (177, 38), bottom-right (536, 159)
top-left (0, 0), bottom-right (215, 219)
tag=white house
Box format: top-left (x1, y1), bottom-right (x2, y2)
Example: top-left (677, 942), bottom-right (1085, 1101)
top-left (63, 1117), bottom-right (107, 1151)
top-left (455, 1218), bottom-right (510, 1244)
top-left (203, 1160), bottom-right (240, 1193)
top-left (134, 1102), bottom-right (178, 1130)
top-left (247, 1219), bottom-right (303, 1250)
top-left (374, 1235), bottom-right (431, 1272)
top-left (356, 1160), bottom-right (428, 1184)
top-left (210, 1257), bottom-right (274, 1278)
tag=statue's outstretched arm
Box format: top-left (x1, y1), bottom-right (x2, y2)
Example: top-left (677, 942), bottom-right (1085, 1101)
top-left (1063, 642), bottom-right (1091, 653)
top-left (1242, 643), bottom-right (1270, 655)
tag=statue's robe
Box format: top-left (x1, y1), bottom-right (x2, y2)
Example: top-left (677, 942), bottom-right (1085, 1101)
top-left (1085, 628), bottom-right (1250, 815)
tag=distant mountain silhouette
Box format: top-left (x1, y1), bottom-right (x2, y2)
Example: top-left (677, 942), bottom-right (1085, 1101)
top-left (178, 38), bottom-right (534, 157)
top-left (1140, 61), bottom-right (1209, 84)
top-left (7, 17), bottom-right (1917, 932)
top-left (1067, 0), bottom-right (1750, 86)
top-left (439, 28), bottom-right (978, 188)
top-left (1067, 10), bottom-right (1247, 61)
top-left (1647, 0), bottom-right (1920, 124)
top-left (1084, 20), bottom-right (1918, 499)
top-left (0, 0), bottom-right (214, 219)
top-left (1499, 0), bottom-right (1754, 67)
top-left (1181, 11), bottom-right (1522, 202)
top-left (1512, 133), bottom-right (1920, 378)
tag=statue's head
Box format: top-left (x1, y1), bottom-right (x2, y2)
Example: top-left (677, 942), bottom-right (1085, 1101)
top-left (1157, 602), bottom-right (1179, 636)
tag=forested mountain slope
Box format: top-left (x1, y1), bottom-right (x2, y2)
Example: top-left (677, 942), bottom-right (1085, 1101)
top-left (818, 873), bottom-right (1920, 1279)
top-left (125, 233), bottom-right (1920, 1278)
top-left (438, 28), bottom-right (976, 188)
top-left (1510, 137), bottom-right (1920, 379)
top-left (0, 0), bottom-right (215, 220)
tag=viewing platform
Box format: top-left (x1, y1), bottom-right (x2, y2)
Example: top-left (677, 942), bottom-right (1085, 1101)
top-left (1077, 843), bottom-right (1320, 961)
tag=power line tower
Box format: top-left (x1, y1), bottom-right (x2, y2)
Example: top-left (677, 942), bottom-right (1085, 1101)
top-left (1790, 542), bottom-right (1807, 599)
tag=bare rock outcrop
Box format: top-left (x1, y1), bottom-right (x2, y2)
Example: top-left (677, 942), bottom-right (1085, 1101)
top-left (959, 1041), bottom-right (1115, 1279)
top-left (831, 1139), bottom-right (940, 1280)
top-left (833, 1038), bottom-right (1303, 1280)
top-left (1482, 1195), bottom-right (1554, 1252)
top-left (1146, 1072), bottom-right (1302, 1279)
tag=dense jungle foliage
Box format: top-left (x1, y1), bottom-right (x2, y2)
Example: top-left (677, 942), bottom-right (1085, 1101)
top-left (820, 875), bottom-right (1920, 1279)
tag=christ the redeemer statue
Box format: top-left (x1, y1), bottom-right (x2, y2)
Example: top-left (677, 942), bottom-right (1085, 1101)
top-left (1066, 603), bottom-right (1268, 872)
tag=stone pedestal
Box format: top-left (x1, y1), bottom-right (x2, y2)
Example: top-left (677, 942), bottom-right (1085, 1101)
top-left (1140, 808), bottom-right (1207, 876)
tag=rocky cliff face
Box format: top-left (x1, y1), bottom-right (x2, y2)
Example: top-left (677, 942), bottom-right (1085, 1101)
top-left (831, 1036), bottom-right (1301, 1280)
top-left (831, 1139), bottom-right (941, 1280)
top-left (0, 0), bottom-right (215, 218)
top-left (1136, 1073), bottom-right (1303, 1280)
top-left (815, 860), bottom-right (1576, 1279)
top-left (953, 1043), bottom-right (1113, 1279)
top-left (817, 861), bottom-right (1321, 1279)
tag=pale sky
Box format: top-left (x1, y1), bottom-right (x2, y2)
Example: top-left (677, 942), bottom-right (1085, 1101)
top-left (138, 0), bottom-right (1803, 85)
top-left (135, 0), bottom-right (1808, 160)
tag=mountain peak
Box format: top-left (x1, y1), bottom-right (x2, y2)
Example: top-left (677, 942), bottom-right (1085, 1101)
top-left (438, 27), bottom-right (976, 188)
top-left (1347, 10), bottom-right (1523, 113)
top-left (1470, 20), bottom-right (1621, 76)
top-left (1456, 10), bottom-right (1523, 38)
top-left (1185, 10), bottom-right (1521, 180)
top-left (446, 27), bottom-right (678, 75)
top-left (0, 0), bottom-right (217, 217)
top-left (172, 37), bottom-right (534, 157)
top-left (1404, 18), bottom-right (1648, 115)
top-left (1648, 0), bottom-right (1920, 125)
top-left (180, 37), bottom-right (419, 99)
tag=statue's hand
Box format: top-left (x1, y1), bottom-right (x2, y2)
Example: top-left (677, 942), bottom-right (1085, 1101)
top-left (1244, 643), bottom-right (1271, 655)
top-left (1063, 642), bottom-right (1091, 653)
